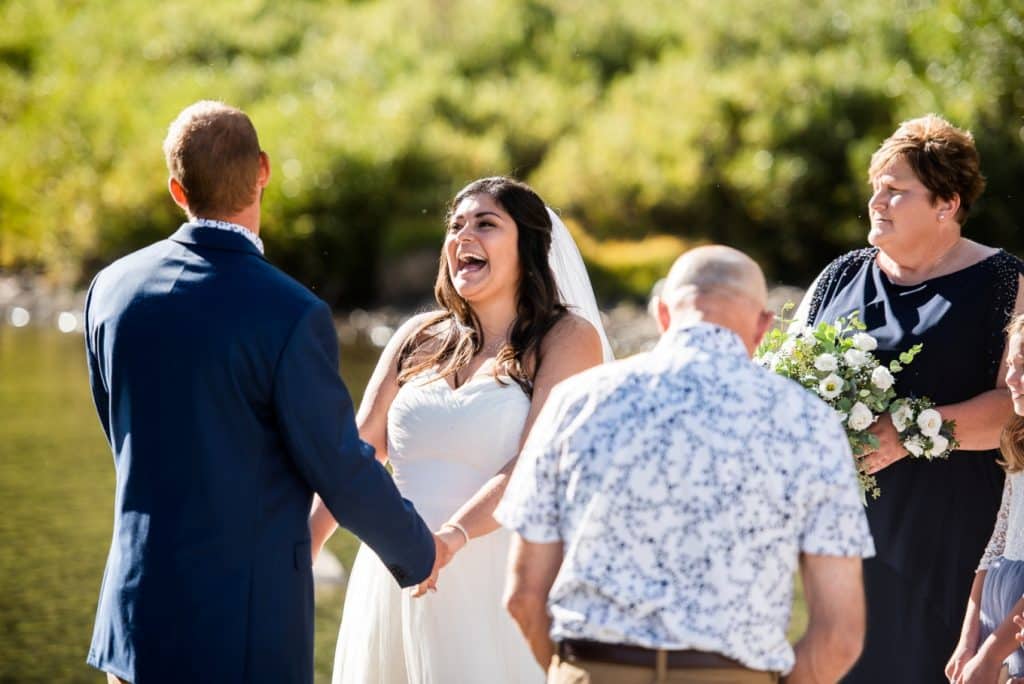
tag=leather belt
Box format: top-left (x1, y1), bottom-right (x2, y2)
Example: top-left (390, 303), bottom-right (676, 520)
top-left (558, 639), bottom-right (749, 670)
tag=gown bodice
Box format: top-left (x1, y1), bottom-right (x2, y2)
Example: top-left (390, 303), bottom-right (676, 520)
top-left (387, 367), bottom-right (532, 529)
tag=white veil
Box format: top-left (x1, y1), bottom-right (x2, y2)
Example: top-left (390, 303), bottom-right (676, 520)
top-left (546, 207), bottom-right (615, 362)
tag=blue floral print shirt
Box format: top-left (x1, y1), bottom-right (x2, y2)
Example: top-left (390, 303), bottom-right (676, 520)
top-left (193, 217), bottom-right (264, 254)
top-left (495, 323), bottom-right (875, 674)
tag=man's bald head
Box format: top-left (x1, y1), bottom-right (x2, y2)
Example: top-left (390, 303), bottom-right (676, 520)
top-left (661, 245), bottom-right (767, 309)
top-left (655, 245), bottom-right (773, 356)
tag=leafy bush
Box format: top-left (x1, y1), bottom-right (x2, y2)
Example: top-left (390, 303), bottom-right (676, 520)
top-left (1, 0), bottom-right (1021, 305)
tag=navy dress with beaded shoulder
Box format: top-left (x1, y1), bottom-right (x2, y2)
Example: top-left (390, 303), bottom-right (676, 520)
top-left (808, 247), bottom-right (1023, 683)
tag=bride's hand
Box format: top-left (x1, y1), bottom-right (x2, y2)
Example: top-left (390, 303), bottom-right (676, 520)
top-left (411, 533), bottom-right (459, 598)
top-left (436, 526), bottom-right (468, 559)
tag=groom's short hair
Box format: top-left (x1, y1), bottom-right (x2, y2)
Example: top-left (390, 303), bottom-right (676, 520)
top-left (163, 101), bottom-right (263, 217)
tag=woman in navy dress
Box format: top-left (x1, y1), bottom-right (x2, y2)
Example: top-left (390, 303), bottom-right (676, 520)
top-left (798, 114), bottom-right (1024, 682)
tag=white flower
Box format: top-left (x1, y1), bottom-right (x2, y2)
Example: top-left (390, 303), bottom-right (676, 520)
top-left (904, 436), bottom-right (926, 457)
top-left (843, 348), bottom-right (870, 368)
top-left (916, 408), bottom-right (943, 436)
top-left (847, 402), bottom-right (875, 431)
top-left (757, 352), bottom-right (776, 369)
top-left (928, 434), bottom-right (950, 456)
top-left (917, 408), bottom-right (943, 437)
top-left (891, 402), bottom-right (914, 432)
top-left (800, 326), bottom-right (816, 340)
top-left (814, 353), bottom-right (838, 372)
top-left (853, 332), bottom-right (878, 351)
top-left (870, 366), bottom-right (894, 391)
top-left (780, 338), bottom-right (797, 356)
top-left (818, 373), bottom-right (844, 400)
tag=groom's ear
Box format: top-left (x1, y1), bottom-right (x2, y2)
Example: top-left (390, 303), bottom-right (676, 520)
top-left (168, 177), bottom-right (189, 213)
top-left (257, 151), bottom-right (271, 188)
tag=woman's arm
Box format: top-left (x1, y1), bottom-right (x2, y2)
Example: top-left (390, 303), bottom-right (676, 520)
top-left (433, 314), bottom-right (604, 556)
top-left (309, 312), bottom-right (438, 560)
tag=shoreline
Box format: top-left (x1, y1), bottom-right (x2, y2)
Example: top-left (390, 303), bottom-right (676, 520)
top-left (0, 273), bottom-right (806, 356)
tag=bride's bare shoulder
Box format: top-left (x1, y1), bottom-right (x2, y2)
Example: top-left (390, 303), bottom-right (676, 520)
top-left (540, 312), bottom-right (603, 362)
top-left (392, 311), bottom-right (450, 359)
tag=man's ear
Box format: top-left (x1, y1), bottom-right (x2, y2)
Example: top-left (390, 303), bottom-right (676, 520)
top-left (753, 309), bottom-right (775, 349)
top-left (168, 177), bottom-right (189, 211)
top-left (655, 297), bottom-right (671, 334)
top-left (257, 151), bottom-right (271, 188)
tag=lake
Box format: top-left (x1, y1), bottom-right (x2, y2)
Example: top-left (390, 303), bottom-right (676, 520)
top-left (0, 325), bottom-right (376, 683)
top-left (0, 323), bottom-right (807, 683)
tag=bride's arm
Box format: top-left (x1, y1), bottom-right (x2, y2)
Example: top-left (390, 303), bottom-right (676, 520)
top-left (309, 312), bottom-right (438, 560)
top-left (434, 314), bottom-right (604, 555)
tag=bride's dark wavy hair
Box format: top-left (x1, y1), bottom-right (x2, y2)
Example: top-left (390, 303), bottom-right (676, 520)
top-left (396, 176), bottom-right (567, 396)
top-left (1000, 313), bottom-right (1024, 473)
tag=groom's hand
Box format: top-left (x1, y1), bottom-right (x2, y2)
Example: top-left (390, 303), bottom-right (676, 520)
top-left (411, 533), bottom-right (454, 598)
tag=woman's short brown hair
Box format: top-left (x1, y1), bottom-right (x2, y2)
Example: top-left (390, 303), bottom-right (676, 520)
top-left (868, 114), bottom-right (986, 225)
top-left (1000, 313), bottom-right (1024, 473)
top-left (162, 101), bottom-right (263, 218)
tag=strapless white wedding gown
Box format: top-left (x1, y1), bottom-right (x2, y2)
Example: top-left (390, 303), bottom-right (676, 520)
top-left (332, 368), bottom-right (544, 684)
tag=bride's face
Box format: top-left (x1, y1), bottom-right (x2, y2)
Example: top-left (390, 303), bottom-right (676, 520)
top-left (1007, 332), bottom-right (1024, 416)
top-left (445, 193), bottom-right (521, 305)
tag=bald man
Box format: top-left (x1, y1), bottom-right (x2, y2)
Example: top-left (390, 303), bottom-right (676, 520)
top-left (496, 245), bottom-right (875, 684)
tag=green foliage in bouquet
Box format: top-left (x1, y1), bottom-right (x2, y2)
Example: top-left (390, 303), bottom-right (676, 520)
top-left (756, 306), bottom-right (920, 501)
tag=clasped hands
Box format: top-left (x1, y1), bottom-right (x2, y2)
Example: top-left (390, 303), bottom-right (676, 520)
top-left (945, 615), bottom-right (1024, 684)
top-left (410, 524), bottom-right (470, 597)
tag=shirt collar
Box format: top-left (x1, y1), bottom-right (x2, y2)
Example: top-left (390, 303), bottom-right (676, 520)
top-left (192, 217), bottom-right (264, 254)
top-left (655, 322), bottom-right (749, 359)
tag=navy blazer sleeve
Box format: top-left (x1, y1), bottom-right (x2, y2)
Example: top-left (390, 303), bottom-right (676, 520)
top-left (272, 300), bottom-right (435, 587)
top-left (84, 279), bottom-right (111, 444)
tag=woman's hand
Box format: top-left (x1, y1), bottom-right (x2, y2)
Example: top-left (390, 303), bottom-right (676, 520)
top-left (411, 527), bottom-right (465, 597)
top-left (436, 526), bottom-right (468, 556)
top-left (945, 639), bottom-right (977, 682)
top-left (859, 414), bottom-right (908, 474)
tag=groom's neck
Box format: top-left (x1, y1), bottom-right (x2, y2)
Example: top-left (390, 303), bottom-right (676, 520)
top-left (191, 202), bottom-right (261, 236)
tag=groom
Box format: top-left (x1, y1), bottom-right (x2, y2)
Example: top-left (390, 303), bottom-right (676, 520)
top-left (84, 101), bottom-right (442, 683)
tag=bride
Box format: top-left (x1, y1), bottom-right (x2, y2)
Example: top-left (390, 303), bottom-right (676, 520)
top-left (310, 176), bottom-right (613, 683)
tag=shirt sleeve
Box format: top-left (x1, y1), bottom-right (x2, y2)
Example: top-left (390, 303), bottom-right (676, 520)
top-left (799, 406), bottom-right (876, 558)
top-left (494, 381), bottom-right (575, 543)
top-left (978, 476), bottom-right (1011, 571)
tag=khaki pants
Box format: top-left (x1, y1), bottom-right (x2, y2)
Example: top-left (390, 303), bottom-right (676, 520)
top-left (548, 654), bottom-right (780, 684)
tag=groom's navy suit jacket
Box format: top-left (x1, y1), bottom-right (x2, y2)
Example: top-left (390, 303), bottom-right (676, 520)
top-left (84, 223), bottom-right (435, 683)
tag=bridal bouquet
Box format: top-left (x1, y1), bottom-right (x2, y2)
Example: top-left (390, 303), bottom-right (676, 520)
top-left (755, 308), bottom-right (958, 501)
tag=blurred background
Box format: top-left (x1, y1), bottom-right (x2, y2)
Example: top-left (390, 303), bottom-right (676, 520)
top-left (0, 0), bottom-right (1021, 681)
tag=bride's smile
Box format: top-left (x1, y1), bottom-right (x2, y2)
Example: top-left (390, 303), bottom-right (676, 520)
top-left (445, 193), bottom-right (520, 303)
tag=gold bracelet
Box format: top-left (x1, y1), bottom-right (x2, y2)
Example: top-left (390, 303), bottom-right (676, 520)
top-left (441, 521), bottom-right (470, 546)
